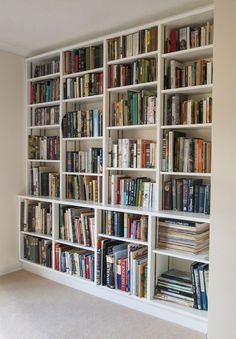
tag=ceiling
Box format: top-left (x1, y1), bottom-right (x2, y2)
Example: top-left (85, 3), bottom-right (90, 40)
top-left (0, 0), bottom-right (212, 57)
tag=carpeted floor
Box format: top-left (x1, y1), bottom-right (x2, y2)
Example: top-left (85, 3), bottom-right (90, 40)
top-left (0, 270), bottom-right (206, 339)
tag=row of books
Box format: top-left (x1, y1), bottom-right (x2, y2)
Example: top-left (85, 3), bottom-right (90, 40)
top-left (31, 106), bottom-right (60, 127)
top-left (23, 235), bottom-right (52, 268)
top-left (103, 211), bottom-right (148, 241)
top-left (162, 131), bottom-right (211, 173)
top-left (108, 59), bottom-right (156, 88)
top-left (163, 95), bottom-right (212, 125)
top-left (62, 109), bottom-right (103, 138)
top-left (32, 58), bottom-right (60, 78)
top-left (64, 73), bottom-right (103, 99)
top-left (164, 59), bottom-right (213, 89)
top-left (28, 136), bottom-right (60, 160)
top-left (97, 240), bottom-right (147, 297)
top-left (191, 262), bottom-right (209, 310)
top-left (108, 138), bottom-right (156, 168)
top-left (110, 90), bottom-right (156, 126)
top-left (66, 149), bottom-right (103, 174)
top-left (29, 167), bottom-right (60, 198)
top-left (110, 175), bottom-right (157, 208)
top-left (163, 179), bottom-right (210, 214)
top-left (55, 244), bottom-right (94, 281)
top-left (59, 206), bottom-right (95, 246)
top-left (20, 200), bottom-right (52, 235)
top-left (66, 175), bottom-right (102, 203)
top-left (30, 79), bottom-right (60, 104)
top-left (164, 21), bottom-right (214, 53)
top-left (64, 45), bottom-right (103, 74)
top-left (108, 27), bottom-right (158, 60)
top-left (157, 218), bottom-right (209, 254)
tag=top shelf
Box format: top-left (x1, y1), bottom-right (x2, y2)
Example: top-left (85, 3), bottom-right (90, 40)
top-left (107, 50), bottom-right (158, 65)
top-left (162, 44), bottom-right (213, 62)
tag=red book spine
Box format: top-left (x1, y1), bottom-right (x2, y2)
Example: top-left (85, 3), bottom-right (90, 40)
top-left (100, 72), bottom-right (103, 94)
top-left (170, 30), bottom-right (177, 52)
top-left (85, 256), bottom-right (89, 279)
top-left (55, 244), bottom-right (59, 271)
top-left (121, 258), bottom-right (127, 291)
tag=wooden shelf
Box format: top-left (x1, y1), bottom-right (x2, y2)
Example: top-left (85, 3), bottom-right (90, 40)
top-left (161, 123), bottom-right (212, 130)
top-left (98, 233), bottom-right (148, 246)
top-left (27, 124), bottom-right (60, 130)
top-left (107, 50), bottom-right (158, 65)
top-left (55, 239), bottom-right (95, 251)
top-left (153, 248), bottom-right (209, 264)
top-left (63, 67), bottom-right (103, 79)
top-left (28, 101), bottom-right (60, 108)
top-left (161, 84), bottom-right (213, 95)
top-left (20, 231), bottom-right (52, 240)
top-left (62, 172), bottom-right (103, 176)
top-left (28, 72), bottom-right (60, 82)
top-left (107, 81), bottom-right (158, 93)
top-left (162, 45), bottom-right (213, 61)
top-left (63, 94), bottom-right (103, 103)
top-left (107, 124), bottom-right (157, 130)
top-left (62, 136), bottom-right (103, 141)
top-left (107, 167), bottom-right (156, 172)
top-left (160, 172), bottom-right (211, 177)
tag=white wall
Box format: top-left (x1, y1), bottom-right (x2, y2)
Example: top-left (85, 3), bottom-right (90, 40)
top-left (0, 51), bottom-right (25, 275)
top-left (208, 1), bottom-right (236, 338)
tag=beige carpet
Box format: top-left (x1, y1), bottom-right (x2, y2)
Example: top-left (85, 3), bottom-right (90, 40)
top-left (0, 270), bottom-right (206, 339)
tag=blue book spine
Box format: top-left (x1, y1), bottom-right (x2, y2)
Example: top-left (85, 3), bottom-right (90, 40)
top-left (61, 252), bottom-right (66, 272)
top-left (199, 185), bottom-right (205, 213)
top-left (114, 212), bottom-right (118, 237)
top-left (199, 264), bottom-right (208, 310)
top-left (93, 109), bottom-right (99, 137)
top-left (183, 179), bottom-right (189, 212)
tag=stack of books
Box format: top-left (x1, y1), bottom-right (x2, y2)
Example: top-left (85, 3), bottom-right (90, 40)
top-left (23, 235), bottom-right (52, 267)
top-left (157, 219), bottom-right (209, 254)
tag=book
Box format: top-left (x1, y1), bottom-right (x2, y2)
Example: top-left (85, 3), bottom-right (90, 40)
top-left (30, 79), bottom-right (60, 104)
top-left (24, 235), bottom-right (52, 267)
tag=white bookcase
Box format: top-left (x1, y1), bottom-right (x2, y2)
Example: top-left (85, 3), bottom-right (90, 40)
top-left (19, 5), bottom-right (214, 333)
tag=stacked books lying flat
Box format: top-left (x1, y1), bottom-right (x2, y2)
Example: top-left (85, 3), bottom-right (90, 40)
top-left (162, 131), bottom-right (211, 173)
top-left (108, 138), bottom-right (156, 168)
top-left (157, 219), bottom-right (209, 254)
top-left (29, 166), bottom-right (60, 198)
top-left (59, 206), bottom-right (95, 247)
top-left (163, 179), bottom-right (210, 214)
top-left (55, 244), bottom-right (94, 281)
top-left (109, 59), bottom-right (156, 88)
top-left (191, 262), bottom-right (209, 310)
top-left (28, 136), bottom-right (60, 160)
top-left (30, 79), bottom-right (60, 104)
top-left (110, 175), bottom-right (157, 208)
top-left (23, 235), bottom-right (52, 267)
top-left (32, 58), bottom-right (60, 78)
top-left (66, 148), bottom-right (103, 173)
top-left (110, 90), bottom-right (156, 126)
top-left (108, 26), bottom-right (158, 61)
top-left (31, 106), bottom-right (60, 127)
top-left (20, 200), bottom-right (52, 235)
top-left (164, 59), bottom-right (213, 89)
top-left (64, 73), bottom-right (103, 99)
top-left (163, 95), bottom-right (212, 125)
top-left (164, 21), bottom-right (214, 53)
top-left (62, 109), bottom-right (103, 138)
top-left (102, 211), bottom-right (148, 241)
top-left (66, 175), bottom-right (102, 203)
top-left (154, 269), bottom-right (194, 308)
top-left (64, 44), bottom-right (103, 74)
top-left (97, 241), bottom-right (148, 298)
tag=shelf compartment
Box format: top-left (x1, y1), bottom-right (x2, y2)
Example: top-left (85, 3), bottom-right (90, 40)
top-left (28, 72), bottom-right (60, 83)
top-left (161, 84), bottom-right (213, 95)
top-left (162, 45), bottom-right (213, 61)
top-left (20, 231), bottom-right (52, 240)
top-left (107, 81), bottom-right (158, 93)
top-left (55, 239), bottom-right (95, 252)
top-left (63, 94), bottom-right (103, 103)
top-left (107, 50), bottom-right (158, 65)
top-left (98, 233), bottom-right (148, 246)
top-left (28, 101), bottom-right (60, 108)
top-left (63, 67), bottom-right (103, 79)
top-left (153, 248), bottom-right (209, 264)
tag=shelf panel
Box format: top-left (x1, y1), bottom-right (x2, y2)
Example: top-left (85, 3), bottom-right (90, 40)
top-left (55, 239), bottom-right (95, 251)
top-left (27, 159), bottom-right (60, 163)
top-left (107, 124), bottom-right (157, 131)
top-left (98, 233), bottom-right (148, 246)
top-left (27, 124), bottom-right (60, 130)
top-left (160, 172), bottom-right (211, 177)
top-left (63, 94), bottom-right (103, 103)
top-left (107, 50), bottom-right (158, 65)
top-left (153, 248), bottom-right (209, 264)
top-left (107, 81), bottom-right (158, 93)
top-left (62, 172), bottom-right (103, 177)
top-left (107, 167), bottom-right (156, 172)
top-left (161, 84), bottom-right (213, 95)
top-left (162, 45), bottom-right (213, 61)
top-left (28, 101), bottom-right (60, 108)
top-left (161, 123), bottom-right (212, 130)
top-left (20, 231), bottom-right (52, 240)
top-left (62, 136), bottom-right (103, 141)
top-left (63, 67), bottom-right (103, 79)
top-left (158, 210), bottom-right (210, 223)
top-left (28, 72), bottom-right (60, 82)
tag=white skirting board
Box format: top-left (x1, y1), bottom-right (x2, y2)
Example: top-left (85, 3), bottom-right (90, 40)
top-left (0, 262), bottom-right (22, 276)
top-left (21, 261), bottom-right (208, 334)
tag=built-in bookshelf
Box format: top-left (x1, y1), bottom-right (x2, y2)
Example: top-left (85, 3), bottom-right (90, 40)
top-left (20, 5), bottom-right (213, 333)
